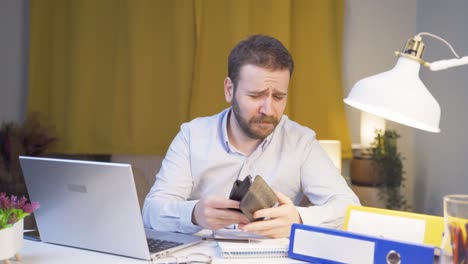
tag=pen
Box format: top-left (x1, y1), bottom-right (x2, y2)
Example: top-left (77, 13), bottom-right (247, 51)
top-left (202, 237), bottom-right (250, 243)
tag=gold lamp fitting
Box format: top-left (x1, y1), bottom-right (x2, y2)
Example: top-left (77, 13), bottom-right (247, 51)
top-left (395, 35), bottom-right (430, 67)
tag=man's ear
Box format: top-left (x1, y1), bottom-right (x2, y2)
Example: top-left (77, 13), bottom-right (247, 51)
top-left (224, 77), bottom-right (234, 103)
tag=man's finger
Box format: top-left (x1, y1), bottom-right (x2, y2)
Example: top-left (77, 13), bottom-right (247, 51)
top-left (214, 208), bottom-right (249, 223)
top-left (240, 218), bottom-right (280, 233)
top-left (253, 207), bottom-right (276, 219)
top-left (206, 197), bottom-right (241, 209)
top-left (253, 203), bottom-right (290, 219)
top-left (275, 191), bottom-right (293, 205)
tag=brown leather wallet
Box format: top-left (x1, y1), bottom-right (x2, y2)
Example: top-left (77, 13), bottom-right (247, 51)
top-left (229, 175), bottom-right (279, 221)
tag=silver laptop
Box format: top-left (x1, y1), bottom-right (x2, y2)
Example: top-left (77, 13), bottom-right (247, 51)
top-left (19, 156), bottom-right (201, 260)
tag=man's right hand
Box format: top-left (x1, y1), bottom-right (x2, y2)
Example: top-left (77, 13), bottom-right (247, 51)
top-left (192, 196), bottom-right (250, 230)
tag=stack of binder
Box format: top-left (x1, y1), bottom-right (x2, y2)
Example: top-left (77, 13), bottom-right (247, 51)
top-left (344, 205), bottom-right (444, 248)
top-left (288, 206), bottom-right (444, 263)
top-left (288, 224), bottom-right (435, 264)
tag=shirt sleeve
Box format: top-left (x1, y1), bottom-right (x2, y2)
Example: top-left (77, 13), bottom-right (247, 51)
top-left (142, 124), bottom-right (203, 234)
top-left (297, 139), bottom-right (361, 229)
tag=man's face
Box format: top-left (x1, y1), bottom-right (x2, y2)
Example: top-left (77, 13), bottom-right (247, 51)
top-left (227, 64), bottom-right (290, 139)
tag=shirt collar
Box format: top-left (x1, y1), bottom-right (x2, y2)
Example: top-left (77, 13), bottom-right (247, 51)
top-left (221, 108), bottom-right (232, 152)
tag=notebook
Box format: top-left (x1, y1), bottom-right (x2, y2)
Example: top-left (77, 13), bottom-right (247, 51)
top-left (19, 156), bottom-right (201, 260)
top-left (214, 229), bottom-right (289, 259)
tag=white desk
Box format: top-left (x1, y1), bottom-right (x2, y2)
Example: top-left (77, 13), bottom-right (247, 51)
top-left (17, 240), bottom-right (306, 264)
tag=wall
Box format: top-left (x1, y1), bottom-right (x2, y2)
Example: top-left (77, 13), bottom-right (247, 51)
top-left (342, 0), bottom-right (417, 207)
top-left (0, 0), bottom-right (29, 124)
top-left (414, 0), bottom-right (468, 215)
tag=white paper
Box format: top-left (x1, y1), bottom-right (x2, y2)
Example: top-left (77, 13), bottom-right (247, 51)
top-left (346, 210), bottom-right (426, 244)
top-left (215, 229), bottom-right (289, 259)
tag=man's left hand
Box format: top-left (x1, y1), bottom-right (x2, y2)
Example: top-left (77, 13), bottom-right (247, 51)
top-left (238, 191), bottom-right (302, 238)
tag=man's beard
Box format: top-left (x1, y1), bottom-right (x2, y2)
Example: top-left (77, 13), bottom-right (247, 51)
top-left (231, 96), bottom-right (279, 139)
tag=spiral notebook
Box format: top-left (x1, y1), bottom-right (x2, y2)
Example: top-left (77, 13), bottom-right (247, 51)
top-left (218, 238), bottom-right (289, 259)
top-left (214, 229), bottom-right (289, 259)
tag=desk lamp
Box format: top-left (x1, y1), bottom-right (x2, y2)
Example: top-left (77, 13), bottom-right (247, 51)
top-left (344, 33), bottom-right (468, 261)
top-left (344, 32), bottom-right (468, 132)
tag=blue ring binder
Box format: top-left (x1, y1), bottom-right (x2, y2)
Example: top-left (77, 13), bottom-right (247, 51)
top-left (288, 223), bottom-right (435, 264)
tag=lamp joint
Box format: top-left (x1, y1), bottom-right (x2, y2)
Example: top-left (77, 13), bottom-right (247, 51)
top-left (395, 36), bottom-right (429, 67)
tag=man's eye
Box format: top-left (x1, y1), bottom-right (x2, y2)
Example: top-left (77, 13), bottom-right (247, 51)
top-left (274, 95), bottom-right (285, 100)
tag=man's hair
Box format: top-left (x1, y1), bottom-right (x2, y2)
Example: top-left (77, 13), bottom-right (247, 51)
top-left (228, 34), bottom-right (294, 89)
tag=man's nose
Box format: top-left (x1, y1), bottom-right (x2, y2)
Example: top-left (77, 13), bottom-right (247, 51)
top-left (259, 97), bottom-right (274, 115)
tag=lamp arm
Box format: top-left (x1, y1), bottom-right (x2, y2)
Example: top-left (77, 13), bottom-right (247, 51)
top-left (429, 56), bottom-right (468, 71)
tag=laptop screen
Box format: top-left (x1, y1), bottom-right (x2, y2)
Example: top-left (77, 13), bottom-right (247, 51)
top-left (19, 156), bottom-right (152, 259)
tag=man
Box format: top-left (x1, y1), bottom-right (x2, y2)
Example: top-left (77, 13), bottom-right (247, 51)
top-left (143, 34), bottom-right (360, 238)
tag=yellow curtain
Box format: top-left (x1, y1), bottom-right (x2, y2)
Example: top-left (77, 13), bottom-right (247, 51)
top-left (29, 0), bottom-right (352, 158)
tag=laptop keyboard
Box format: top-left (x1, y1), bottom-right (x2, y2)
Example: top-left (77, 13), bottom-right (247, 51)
top-left (147, 238), bottom-right (183, 253)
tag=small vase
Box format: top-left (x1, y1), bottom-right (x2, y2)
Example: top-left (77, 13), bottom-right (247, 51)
top-left (0, 219), bottom-right (23, 264)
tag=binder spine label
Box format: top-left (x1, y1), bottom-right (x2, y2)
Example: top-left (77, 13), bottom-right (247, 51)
top-left (293, 229), bottom-right (375, 264)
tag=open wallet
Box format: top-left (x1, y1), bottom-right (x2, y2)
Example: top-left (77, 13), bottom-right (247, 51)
top-left (229, 175), bottom-right (279, 222)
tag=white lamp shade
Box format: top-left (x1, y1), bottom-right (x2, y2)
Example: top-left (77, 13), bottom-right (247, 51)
top-left (344, 57), bottom-right (441, 133)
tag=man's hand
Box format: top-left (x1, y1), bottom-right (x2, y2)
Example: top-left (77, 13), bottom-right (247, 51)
top-left (238, 191), bottom-right (302, 238)
top-left (192, 196), bottom-right (250, 230)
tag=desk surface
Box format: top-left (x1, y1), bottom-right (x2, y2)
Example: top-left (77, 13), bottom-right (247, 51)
top-left (18, 240), bottom-right (306, 264)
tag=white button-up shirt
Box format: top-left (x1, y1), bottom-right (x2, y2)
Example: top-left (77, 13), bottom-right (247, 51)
top-left (143, 108), bottom-right (360, 234)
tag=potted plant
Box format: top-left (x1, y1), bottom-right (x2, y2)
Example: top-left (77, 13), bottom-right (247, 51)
top-left (0, 192), bottom-right (39, 263)
top-left (0, 113), bottom-right (57, 195)
top-left (350, 129), bottom-right (410, 210)
top-left (0, 113), bottom-right (57, 231)
top-left (370, 129), bottom-right (410, 210)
